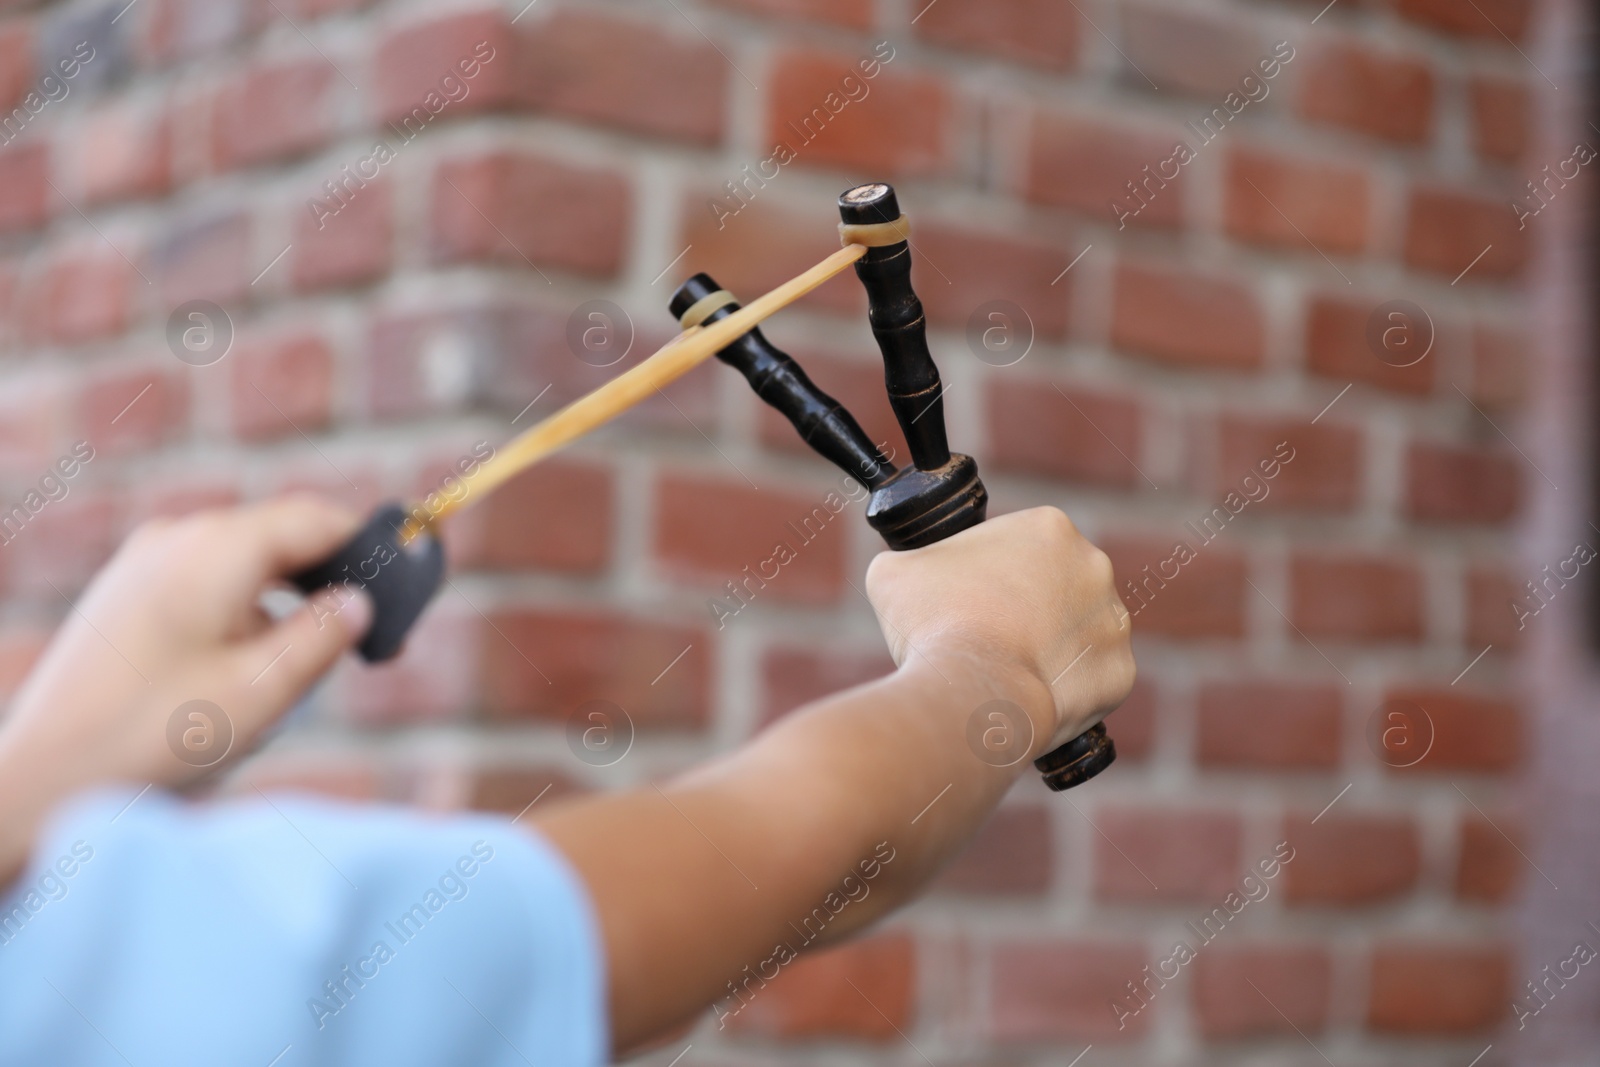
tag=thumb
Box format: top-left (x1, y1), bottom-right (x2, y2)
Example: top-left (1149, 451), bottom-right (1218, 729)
top-left (236, 587), bottom-right (374, 715)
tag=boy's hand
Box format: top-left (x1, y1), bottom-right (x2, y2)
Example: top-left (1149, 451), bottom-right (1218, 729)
top-left (0, 495), bottom-right (371, 846)
top-left (863, 506), bottom-right (1134, 752)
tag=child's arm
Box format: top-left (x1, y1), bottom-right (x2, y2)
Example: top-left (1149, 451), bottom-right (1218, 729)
top-left (536, 506), bottom-right (1134, 1051)
top-left (0, 496), bottom-right (372, 885)
top-left (0, 497), bottom-right (1132, 1056)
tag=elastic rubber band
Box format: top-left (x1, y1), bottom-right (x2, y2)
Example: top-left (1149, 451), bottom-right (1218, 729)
top-left (838, 215), bottom-right (910, 248)
top-left (677, 289), bottom-right (738, 329)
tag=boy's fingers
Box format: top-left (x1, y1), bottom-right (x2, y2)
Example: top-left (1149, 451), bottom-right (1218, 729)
top-left (236, 588), bottom-right (373, 711)
top-left (234, 494), bottom-right (365, 580)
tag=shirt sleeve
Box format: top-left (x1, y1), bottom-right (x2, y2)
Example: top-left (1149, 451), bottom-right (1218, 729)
top-left (0, 787), bottom-right (608, 1067)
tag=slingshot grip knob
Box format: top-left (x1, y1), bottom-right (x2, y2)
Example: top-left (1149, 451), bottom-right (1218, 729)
top-left (288, 502), bottom-right (445, 662)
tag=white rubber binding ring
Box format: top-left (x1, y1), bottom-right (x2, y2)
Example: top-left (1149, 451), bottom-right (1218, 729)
top-left (837, 215), bottom-right (911, 248)
top-left (677, 289), bottom-right (739, 329)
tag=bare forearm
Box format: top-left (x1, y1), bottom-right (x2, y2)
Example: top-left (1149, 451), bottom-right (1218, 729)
top-left (535, 648), bottom-right (1054, 1051)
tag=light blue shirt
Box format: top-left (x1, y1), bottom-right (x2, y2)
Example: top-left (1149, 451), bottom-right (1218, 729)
top-left (0, 788), bottom-right (607, 1067)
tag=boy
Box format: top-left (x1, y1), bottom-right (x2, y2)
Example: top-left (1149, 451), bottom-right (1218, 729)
top-left (0, 494), bottom-right (1133, 1065)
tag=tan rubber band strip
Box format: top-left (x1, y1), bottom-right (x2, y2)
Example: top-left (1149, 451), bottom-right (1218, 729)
top-left (677, 289), bottom-right (739, 329)
top-left (838, 215), bottom-right (910, 248)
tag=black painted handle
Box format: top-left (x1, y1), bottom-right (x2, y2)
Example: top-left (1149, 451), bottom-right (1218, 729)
top-left (288, 502), bottom-right (445, 662)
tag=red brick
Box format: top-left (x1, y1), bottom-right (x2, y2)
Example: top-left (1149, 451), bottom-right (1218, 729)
top-left (653, 473), bottom-right (848, 606)
top-left (678, 193), bottom-right (862, 318)
top-left (1381, 688), bottom-right (1522, 774)
top-left (260, 466), bottom-right (384, 516)
top-left (5, 491), bottom-right (119, 597)
top-left (363, 302), bottom-right (706, 430)
top-left (1368, 942), bottom-right (1510, 1033)
top-left (706, 0), bottom-right (870, 28)
top-left (152, 211), bottom-right (252, 307)
top-left (914, 0), bottom-right (1076, 69)
top-left (293, 178), bottom-right (393, 292)
top-left (229, 333), bottom-right (334, 441)
top-left (336, 602), bottom-right (479, 726)
top-left (210, 59), bottom-right (336, 171)
top-left (1192, 946), bottom-right (1332, 1039)
top-left (78, 101), bottom-right (172, 206)
top-left (1215, 415), bottom-right (1363, 513)
top-left (78, 366), bottom-right (188, 457)
top-left (0, 376), bottom-right (69, 480)
top-left (1023, 110), bottom-right (1187, 228)
top-left (0, 142), bottom-right (50, 235)
top-left (19, 248), bottom-right (140, 344)
top-left (1405, 440), bottom-right (1520, 525)
top-left (1224, 147), bottom-right (1371, 254)
top-left (766, 47), bottom-right (952, 177)
top-left (988, 940), bottom-right (1151, 1041)
top-left (1091, 807), bottom-right (1242, 903)
top-left (755, 347), bottom-right (907, 466)
top-left (1196, 679), bottom-right (1342, 770)
top-left (128, 481), bottom-right (240, 524)
top-left (912, 221), bottom-right (1071, 340)
top-left (938, 805), bottom-right (1052, 896)
top-left (1405, 186), bottom-right (1530, 280)
top-left (227, 756), bottom-right (386, 802)
top-left (1394, 0), bottom-right (1533, 41)
top-left (374, 10), bottom-right (517, 125)
top-left (1120, 4), bottom-right (1269, 97)
top-left (726, 934), bottom-right (914, 1040)
top-left (141, 0), bottom-right (263, 65)
top-left (0, 257), bottom-right (17, 347)
top-left (1457, 813), bottom-right (1523, 903)
top-left (1305, 294), bottom-right (1437, 395)
top-left (516, 10), bottom-right (726, 145)
top-left (482, 609), bottom-right (710, 729)
top-left (1105, 536), bottom-right (1247, 639)
top-left (0, 21), bottom-right (32, 112)
top-left (1290, 554), bottom-right (1424, 643)
top-left (1111, 261), bottom-right (1263, 371)
top-left (1466, 564), bottom-right (1523, 650)
top-left (281, 0), bottom-right (372, 16)
top-left (1297, 40), bottom-right (1434, 143)
top-left (466, 765), bottom-right (584, 814)
top-left (442, 456), bottom-right (612, 574)
top-left (1471, 323), bottom-right (1529, 410)
top-left (1105, 676), bottom-right (1156, 762)
top-left (363, 303), bottom-right (508, 421)
top-left (1284, 811), bottom-right (1420, 905)
top-left (985, 377), bottom-right (1144, 489)
top-left (759, 642), bottom-right (895, 728)
top-left (430, 152), bottom-right (630, 279)
top-left (1469, 77), bottom-right (1531, 162)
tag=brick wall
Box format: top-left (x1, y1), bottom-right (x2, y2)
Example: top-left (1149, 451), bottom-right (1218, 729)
top-left (0, 0), bottom-right (1554, 1062)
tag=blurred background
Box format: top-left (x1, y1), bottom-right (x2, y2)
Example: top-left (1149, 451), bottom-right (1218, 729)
top-left (0, 0), bottom-right (1587, 1062)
